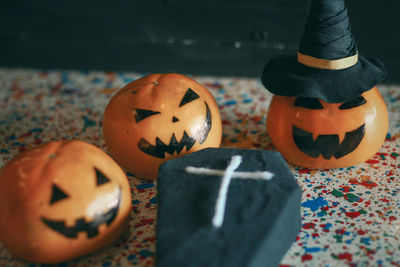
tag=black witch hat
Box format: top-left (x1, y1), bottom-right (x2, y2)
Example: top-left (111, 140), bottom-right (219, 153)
top-left (262, 0), bottom-right (386, 103)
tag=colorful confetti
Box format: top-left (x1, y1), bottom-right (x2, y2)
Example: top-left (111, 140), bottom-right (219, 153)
top-left (0, 69), bottom-right (399, 266)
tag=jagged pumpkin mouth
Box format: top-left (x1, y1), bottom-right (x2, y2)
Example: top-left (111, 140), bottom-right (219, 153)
top-left (41, 187), bottom-right (122, 239)
top-left (137, 102), bottom-right (212, 158)
top-left (292, 124), bottom-right (365, 159)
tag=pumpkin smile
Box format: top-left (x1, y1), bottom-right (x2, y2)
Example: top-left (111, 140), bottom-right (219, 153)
top-left (41, 187), bottom-right (122, 239)
top-left (292, 124), bottom-right (366, 159)
top-left (137, 102), bottom-right (212, 158)
top-left (103, 74), bottom-right (222, 179)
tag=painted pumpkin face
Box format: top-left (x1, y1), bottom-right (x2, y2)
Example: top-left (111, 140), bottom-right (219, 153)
top-left (103, 73), bottom-right (222, 180)
top-left (0, 140), bottom-right (131, 263)
top-left (267, 87), bottom-right (388, 168)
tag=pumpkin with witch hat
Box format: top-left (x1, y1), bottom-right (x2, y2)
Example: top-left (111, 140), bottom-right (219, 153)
top-left (262, 0), bottom-right (388, 168)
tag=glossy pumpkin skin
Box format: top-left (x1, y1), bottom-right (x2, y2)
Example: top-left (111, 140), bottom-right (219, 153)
top-left (267, 87), bottom-right (388, 168)
top-left (0, 140), bottom-right (131, 263)
top-left (103, 73), bottom-right (222, 180)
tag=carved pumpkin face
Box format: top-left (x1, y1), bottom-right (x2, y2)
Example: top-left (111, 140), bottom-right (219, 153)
top-left (267, 87), bottom-right (388, 168)
top-left (103, 73), bottom-right (222, 180)
top-left (0, 140), bottom-right (131, 263)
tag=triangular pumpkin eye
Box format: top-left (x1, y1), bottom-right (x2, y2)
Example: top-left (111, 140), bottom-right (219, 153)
top-left (95, 168), bottom-right (110, 186)
top-left (339, 96), bottom-right (366, 109)
top-left (294, 97), bottom-right (323, 109)
top-left (179, 88), bottom-right (200, 107)
top-left (50, 184), bottom-right (69, 204)
top-left (135, 109), bottom-right (161, 123)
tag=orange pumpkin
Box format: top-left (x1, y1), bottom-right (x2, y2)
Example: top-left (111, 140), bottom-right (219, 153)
top-left (267, 87), bottom-right (388, 168)
top-left (103, 73), bottom-right (222, 180)
top-left (0, 140), bottom-right (131, 263)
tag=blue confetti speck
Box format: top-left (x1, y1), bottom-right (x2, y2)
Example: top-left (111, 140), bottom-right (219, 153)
top-left (150, 197), bottom-right (157, 204)
top-left (91, 77), bottom-right (103, 84)
top-left (302, 196), bottom-right (329, 211)
top-left (137, 183), bottom-right (154, 190)
top-left (224, 100), bottom-right (237, 106)
top-left (139, 249), bottom-right (152, 258)
top-left (305, 247), bottom-right (321, 253)
top-left (127, 254), bottom-right (136, 260)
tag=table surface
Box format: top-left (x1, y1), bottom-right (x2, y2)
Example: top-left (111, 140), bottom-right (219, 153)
top-left (0, 68), bottom-right (399, 267)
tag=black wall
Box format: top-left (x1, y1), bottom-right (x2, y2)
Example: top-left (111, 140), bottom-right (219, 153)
top-left (1, 0), bottom-right (399, 82)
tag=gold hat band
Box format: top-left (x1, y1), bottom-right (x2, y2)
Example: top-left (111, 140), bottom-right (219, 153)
top-left (297, 51), bottom-right (358, 70)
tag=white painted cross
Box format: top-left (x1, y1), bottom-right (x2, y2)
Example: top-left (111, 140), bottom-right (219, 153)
top-left (185, 155), bottom-right (274, 228)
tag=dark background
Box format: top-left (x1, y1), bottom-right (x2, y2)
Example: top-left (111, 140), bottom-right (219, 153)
top-left (1, 0), bottom-right (399, 82)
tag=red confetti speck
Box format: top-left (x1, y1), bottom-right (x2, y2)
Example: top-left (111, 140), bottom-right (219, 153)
top-left (389, 216), bottom-right (397, 222)
top-left (301, 254), bottom-right (313, 262)
top-left (360, 246), bottom-right (376, 256)
top-left (379, 198), bottom-right (390, 203)
top-left (365, 159), bottom-right (380, 164)
top-left (135, 218), bottom-right (154, 227)
top-left (52, 83), bottom-right (62, 94)
top-left (19, 132), bottom-right (32, 138)
top-left (146, 237), bottom-right (156, 243)
top-left (303, 223), bottom-right (315, 229)
top-left (250, 116), bottom-right (263, 124)
top-left (320, 224), bottom-right (331, 233)
top-left (299, 168), bottom-right (312, 174)
top-left (340, 186), bottom-right (352, 193)
top-left (345, 211), bottom-right (361, 219)
top-left (336, 228), bottom-right (346, 235)
top-left (357, 229), bottom-right (367, 235)
top-left (34, 138), bottom-right (42, 145)
top-left (204, 82), bottom-right (224, 89)
top-left (338, 252), bottom-right (353, 261)
top-left (348, 179), bottom-right (359, 184)
top-left (252, 142), bottom-right (261, 148)
top-left (376, 152), bottom-right (389, 157)
top-left (360, 180), bottom-right (378, 188)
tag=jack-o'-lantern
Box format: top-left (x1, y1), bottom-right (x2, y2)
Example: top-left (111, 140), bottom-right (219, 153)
top-left (261, 0), bottom-right (388, 168)
top-left (267, 87), bottom-right (388, 168)
top-left (0, 140), bottom-right (131, 263)
top-left (103, 73), bottom-right (222, 180)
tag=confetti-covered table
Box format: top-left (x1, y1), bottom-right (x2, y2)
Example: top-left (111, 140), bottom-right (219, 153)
top-left (0, 68), bottom-right (399, 266)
